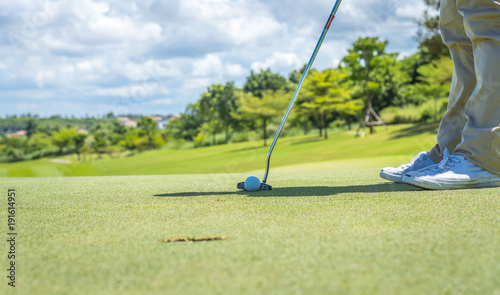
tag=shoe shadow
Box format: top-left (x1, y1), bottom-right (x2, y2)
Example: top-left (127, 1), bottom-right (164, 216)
top-left (154, 183), bottom-right (421, 198)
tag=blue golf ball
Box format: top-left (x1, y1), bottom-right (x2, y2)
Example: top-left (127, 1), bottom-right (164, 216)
top-left (244, 176), bottom-right (261, 191)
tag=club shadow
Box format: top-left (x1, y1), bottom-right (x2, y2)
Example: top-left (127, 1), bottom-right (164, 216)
top-left (154, 183), bottom-right (421, 198)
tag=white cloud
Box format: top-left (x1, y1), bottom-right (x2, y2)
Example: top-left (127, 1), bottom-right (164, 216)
top-left (0, 0), bottom-right (427, 117)
top-left (192, 55), bottom-right (246, 78)
top-left (68, 0), bottom-right (163, 45)
top-left (93, 87), bottom-right (131, 97)
top-left (251, 52), bottom-right (302, 72)
top-left (396, 2), bottom-right (428, 18)
top-left (225, 63), bottom-right (246, 77)
top-left (15, 103), bottom-right (38, 111)
top-left (75, 59), bottom-right (107, 83)
top-left (214, 15), bottom-right (286, 46)
top-left (35, 70), bottom-right (55, 88)
top-left (93, 82), bottom-right (170, 98)
top-left (192, 54), bottom-right (224, 77)
top-left (150, 98), bottom-right (173, 105)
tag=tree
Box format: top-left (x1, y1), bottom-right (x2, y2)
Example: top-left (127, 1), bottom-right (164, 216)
top-left (289, 64), bottom-right (307, 84)
top-left (73, 133), bottom-right (88, 161)
top-left (25, 118), bottom-right (38, 139)
top-left (291, 104), bottom-right (317, 136)
top-left (137, 116), bottom-right (161, 150)
top-left (416, 0), bottom-right (449, 61)
top-left (166, 104), bottom-right (204, 141)
top-left (371, 53), bottom-right (409, 111)
top-left (4, 137), bottom-right (27, 160)
top-left (27, 133), bottom-right (54, 154)
top-left (301, 69), bottom-right (360, 139)
top-left (340, 37), bottom-right (392, 134)
top-left (112, 120), bottom-right (127, 135)
top-left (218, 83), bottom-right (238, 144)
top-left (400, 57), bottom-right (453, 121)
top-left (198, 83), bottom-right (238, 145)
top-left (108, 120), bottom-right (128, 145)
top-left (90, 132), bottom-right (107, 159)
top-left (418, 57), bottom-right (453, 92)
top-left (243, 69), bottom-right (288, 98)
top-left (198, 89), bottom-right (222, 146)
top-left (119, 130), bottom-right (144, 154)
top-left (235, 89), bottom-right (289, 146)
top-left (52, 128), bottom-right (78, 154)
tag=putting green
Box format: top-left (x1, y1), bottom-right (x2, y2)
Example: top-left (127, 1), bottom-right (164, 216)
top-left (2, 170), bottom-right (499, 294)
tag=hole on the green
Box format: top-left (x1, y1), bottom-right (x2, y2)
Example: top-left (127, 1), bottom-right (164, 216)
top-left (160, 236), bottom-right (227, 243)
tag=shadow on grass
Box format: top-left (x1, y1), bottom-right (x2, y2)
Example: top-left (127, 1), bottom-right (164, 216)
top-left (227, 136), bottom-right (323, 153)
top-left (285, 136), bottom-right (326, 146)
top-left (390, 123), bottom-right (439, 139)
top-left (154, 183), bottom-right (421, 198)
top-left (228, 145), bottom-right (265, 153)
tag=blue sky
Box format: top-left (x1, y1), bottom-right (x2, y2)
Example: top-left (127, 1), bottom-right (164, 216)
top-left (0, 0), bottom-right (426, 117)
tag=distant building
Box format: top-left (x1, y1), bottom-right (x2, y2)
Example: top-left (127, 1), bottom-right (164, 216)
top-left (169, 114), bottom-right (181, 122)
top-left (6, 130), bottom-right (28, 138)
top-left (77, 129), bottom-right (88, 134)
top-left (150, 116), bottom-right (166, 130)
top-left (117, 117), bottom-right (137, 128)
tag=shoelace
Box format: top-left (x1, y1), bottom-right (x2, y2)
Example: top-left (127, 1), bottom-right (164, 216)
top-left (425, 148), bottom-right (464, 173)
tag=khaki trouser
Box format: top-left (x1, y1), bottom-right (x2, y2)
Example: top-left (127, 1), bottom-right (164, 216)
top-left (428, 0), bottom-right (500, 176)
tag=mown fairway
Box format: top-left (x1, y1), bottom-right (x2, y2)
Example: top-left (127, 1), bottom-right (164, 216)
top-left (0, 124), bottom-right (437, 177)
top-left (1, 171), bottom-right (500, 295)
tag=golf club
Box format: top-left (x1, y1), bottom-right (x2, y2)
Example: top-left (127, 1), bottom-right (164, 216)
top-left (238, 0), bottom-right (343, 191)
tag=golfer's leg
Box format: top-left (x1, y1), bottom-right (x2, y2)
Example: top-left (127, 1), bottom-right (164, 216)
top-left (427, 0), bottom-right (476, 163)
top-left (453, 0), bottom-right (500, 176)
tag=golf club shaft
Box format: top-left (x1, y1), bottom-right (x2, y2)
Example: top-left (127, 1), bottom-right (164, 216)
top-left (262, 0), bottom-right (343, 184)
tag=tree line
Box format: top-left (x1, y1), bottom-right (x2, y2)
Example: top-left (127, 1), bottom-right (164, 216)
top-left (0, 115), bottom-right (168, 162)
top-left (166, 0), bottom-right (449, 144)
top-left (168, 32), bottom-right (451, 144)
top-left (0, 36), bottom-right (450, 163)
top-left (1, 1), bottom-right (449, 162)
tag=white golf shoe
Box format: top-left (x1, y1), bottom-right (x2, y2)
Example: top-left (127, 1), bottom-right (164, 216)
top-left (403, 149), bottom-right (500, 190)
top-left (380, 151), bottom-right (436, 182)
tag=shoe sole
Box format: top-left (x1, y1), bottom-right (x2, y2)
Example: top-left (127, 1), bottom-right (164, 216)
top-left (379, 170), bottom-right (403, 183)
top-left (403, 176), bottom-right (500, 190)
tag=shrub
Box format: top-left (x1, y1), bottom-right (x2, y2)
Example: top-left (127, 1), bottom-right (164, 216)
top-left (380, 98), bottom-right (448, 124)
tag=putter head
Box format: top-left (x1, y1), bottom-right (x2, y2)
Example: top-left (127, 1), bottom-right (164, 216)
top-left (237, 182), bottom-right (272, 191)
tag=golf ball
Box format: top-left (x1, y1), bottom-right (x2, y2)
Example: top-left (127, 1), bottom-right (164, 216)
top-left (244, 176), bottom-right (261, 191)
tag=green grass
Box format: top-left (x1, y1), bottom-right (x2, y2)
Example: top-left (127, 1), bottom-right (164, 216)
top-left (0, 124), bottom-right (438, 177)
top-left (2, 171), bottom-right (499, 294)
top-left (2, 123), bottom-right (498, 294)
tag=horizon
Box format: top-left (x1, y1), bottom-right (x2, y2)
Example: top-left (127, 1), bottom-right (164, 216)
top-left (0, 113), bottom-right (176, 120)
